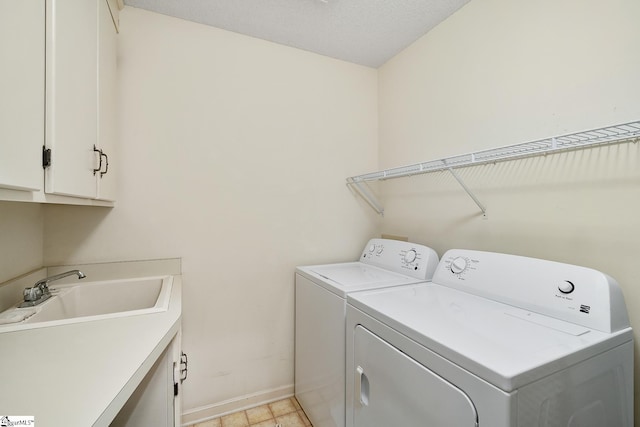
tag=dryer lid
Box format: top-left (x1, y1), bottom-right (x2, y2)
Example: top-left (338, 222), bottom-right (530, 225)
top-left (348, 282), bottom-right (633, 392)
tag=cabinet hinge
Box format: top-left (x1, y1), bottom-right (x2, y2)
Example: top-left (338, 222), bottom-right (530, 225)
top-left (173, 352), bottom-right (188, 397)
top-left (180, 352), bottom-right (188, 383)
top-left (42, 146), bottom-right (51, 169)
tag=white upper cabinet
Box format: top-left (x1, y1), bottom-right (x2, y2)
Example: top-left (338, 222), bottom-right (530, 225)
top-left (44, 0), bottom-right (117, 202)
top-left (45, 0), bottom-right (99, 198)
top-left (97, 0), bottom-right (118, 201)
top-left (0, 0), bottom-right (45, 192)
top-left (0, 0), bottom-right (117, 205)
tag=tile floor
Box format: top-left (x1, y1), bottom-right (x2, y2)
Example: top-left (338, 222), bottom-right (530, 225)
top-left (190, 397), bottom-right (312, 427)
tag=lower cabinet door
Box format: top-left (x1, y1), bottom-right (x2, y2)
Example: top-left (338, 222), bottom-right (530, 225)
top-left (352, 325), bottom-right (477, 427)
top-left (112, 334), bottom-right (181, 427)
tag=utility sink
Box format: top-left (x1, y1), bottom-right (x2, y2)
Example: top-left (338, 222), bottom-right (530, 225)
top-left (0, 276), bottom-right (173, 332)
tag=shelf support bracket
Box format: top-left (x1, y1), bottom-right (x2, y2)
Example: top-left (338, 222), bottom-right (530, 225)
top-left (347, 178), bottom-right (384, 216)
top-left (443, 160), bottom-right (487, 218)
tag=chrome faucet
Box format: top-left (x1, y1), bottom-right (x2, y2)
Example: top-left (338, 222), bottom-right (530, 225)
top-left (20, 270), bottom-right (86, 308)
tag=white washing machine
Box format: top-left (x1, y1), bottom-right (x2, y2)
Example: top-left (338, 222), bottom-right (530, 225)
top-left (346, 249), bottom-right (634, 427)
top-left (295, 238), bottom-right (439, 427)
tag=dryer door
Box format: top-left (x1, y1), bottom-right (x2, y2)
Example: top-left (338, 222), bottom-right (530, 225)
top-left (352, 326), bottom-right (478, 427)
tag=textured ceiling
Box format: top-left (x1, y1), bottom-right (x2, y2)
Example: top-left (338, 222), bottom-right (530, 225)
top-left (124, 0), bottom-right (471, 68)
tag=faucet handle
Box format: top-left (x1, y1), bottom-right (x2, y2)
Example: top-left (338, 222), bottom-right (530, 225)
top-left (36, 281), bottom-right (51, 295)
top-left (23, 287), bottom-right (43, 302)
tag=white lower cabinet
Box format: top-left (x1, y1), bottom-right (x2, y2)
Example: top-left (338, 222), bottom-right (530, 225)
top-left (0, 0), bottom-right (45, 192)
top-left (112, 331), bottom-right (185, 427)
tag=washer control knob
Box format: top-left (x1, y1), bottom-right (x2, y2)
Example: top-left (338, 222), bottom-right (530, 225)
top-left (377, 246), bottom-right (384, 254)
top-left (368, 244), bottom-right (376, 253)
top-left (558, 280), bottom-right (575, 294)
top-left (450, 257), bottom-right (468, 274)
top-left (404, 250), bottom-right (417, 263)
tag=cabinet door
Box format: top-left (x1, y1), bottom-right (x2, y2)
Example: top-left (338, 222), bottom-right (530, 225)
top-left (0, 0), bottom-right (45, 191)
top-left (96, 0), bottom-right (117, 201)
top-left (45, 0), bottom-right (99, 198)
top-left (111, 332), bottom-right (182, 427)
top-left (351, 326), bottom-right (478, 427)
top-left (171, 329), bottom-right (183, 427)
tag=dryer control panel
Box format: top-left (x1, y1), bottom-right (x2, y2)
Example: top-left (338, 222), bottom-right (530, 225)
top-left (434, 249), bottom-right (630, 334)
top-left (360, 239), bottom-right (439, 281)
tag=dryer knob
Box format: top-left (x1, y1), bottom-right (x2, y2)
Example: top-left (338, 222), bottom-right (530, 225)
top-left (450, 257), bottom-right (468, 274)
top-left (404, 250), bottom-right (417, 263)
top-left (558, 280), bottom-right (575, 294)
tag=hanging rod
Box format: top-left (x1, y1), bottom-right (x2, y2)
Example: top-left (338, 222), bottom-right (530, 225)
top-left (347, 120), bottom-right (640, 216)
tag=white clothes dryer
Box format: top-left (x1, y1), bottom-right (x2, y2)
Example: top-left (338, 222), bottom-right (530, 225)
top-left (295, 238), bottom-right (439, 427)
top-left (346, 249), bottom-right (633, 427)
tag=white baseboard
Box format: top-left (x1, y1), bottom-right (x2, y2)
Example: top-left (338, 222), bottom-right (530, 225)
top-left (181, 384), bottom-right (294, 426)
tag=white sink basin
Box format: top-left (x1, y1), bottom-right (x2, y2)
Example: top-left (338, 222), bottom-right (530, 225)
top-left (0, 276), bottom-right (173, 332)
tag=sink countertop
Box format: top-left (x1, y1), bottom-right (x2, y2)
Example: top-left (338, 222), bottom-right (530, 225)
top-left (0, 260), bottom-right (182, 427)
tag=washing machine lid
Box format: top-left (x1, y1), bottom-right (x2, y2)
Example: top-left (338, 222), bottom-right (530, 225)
top-left (296, 262), bottom-right (424, 298)
top-left (348, 283), bottom-right (633, 392)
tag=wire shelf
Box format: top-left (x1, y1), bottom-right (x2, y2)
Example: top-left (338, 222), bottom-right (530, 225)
top-left (346, 120), bottom-right (640, 215)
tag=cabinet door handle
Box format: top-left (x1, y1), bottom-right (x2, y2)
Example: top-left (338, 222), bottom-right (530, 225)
top-left (93, 145), bottom-right (103, 175)
top-left (100, 152), bottom-right (109, 177)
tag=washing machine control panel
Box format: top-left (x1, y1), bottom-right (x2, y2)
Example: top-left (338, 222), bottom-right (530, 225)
top-left (403, 249), bottom-right (417, 263)
top-left (360, 238), bottom-right (439, 281)
top-left (434, 249), bottom-right (629, 333)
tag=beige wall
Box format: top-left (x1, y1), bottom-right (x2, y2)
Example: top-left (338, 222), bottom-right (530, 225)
top-left (0, 202), bottom-right (43, 283)
top-left (43, 7), bottom-right (379, 419)
top-left (378, 0), bottom-right (640, 419)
